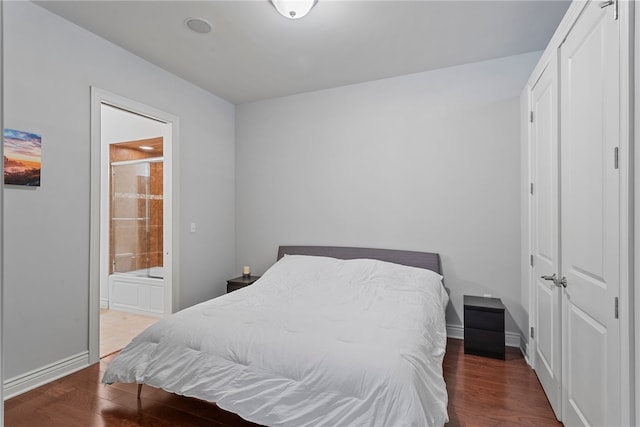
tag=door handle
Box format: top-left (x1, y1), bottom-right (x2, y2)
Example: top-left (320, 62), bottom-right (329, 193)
top-left (600, 0), bottom-right (614, 8)
top-left (557, 276), bottom-right (567, 288)
top-left (540, 273), bottom-right (567, 288)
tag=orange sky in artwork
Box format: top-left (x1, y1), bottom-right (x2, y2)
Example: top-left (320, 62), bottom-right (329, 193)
top-left (7, 154), bottom-right (41, 165)
top-left (5, 149), bottom-right (41, 166)
top-left (10, 159), bottom-right (41, 169)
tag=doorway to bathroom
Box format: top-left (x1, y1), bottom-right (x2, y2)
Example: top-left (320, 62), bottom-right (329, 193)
top-left (102, 131), bottom-right (165, 357)
top-left (89, 88), bottom-right (179, 363)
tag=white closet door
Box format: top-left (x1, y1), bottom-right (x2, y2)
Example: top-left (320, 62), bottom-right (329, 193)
top-left (531, 54), bottom-right (561, 419)
top-left (560, 1), bottom-right (620, 425)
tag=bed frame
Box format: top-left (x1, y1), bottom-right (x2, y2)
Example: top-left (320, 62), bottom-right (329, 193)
top-left (277, 246), bottom-right (442, 276)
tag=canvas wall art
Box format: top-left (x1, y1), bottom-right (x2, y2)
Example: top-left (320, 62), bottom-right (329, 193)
top-left (4, 128), bottom-right (42, 186)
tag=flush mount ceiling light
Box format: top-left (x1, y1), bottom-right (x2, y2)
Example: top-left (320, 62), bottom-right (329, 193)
top-left (185, 17), bottom-right (212, 34)
top-left (270, 0), bottom-right (318, 19)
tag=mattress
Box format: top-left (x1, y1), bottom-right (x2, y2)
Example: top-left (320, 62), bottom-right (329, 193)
top-left (102, 254), bottom-right (450, 426)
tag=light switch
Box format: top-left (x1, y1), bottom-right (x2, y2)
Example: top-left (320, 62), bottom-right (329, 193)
top-left (190, 222), bottom-right (196, 233)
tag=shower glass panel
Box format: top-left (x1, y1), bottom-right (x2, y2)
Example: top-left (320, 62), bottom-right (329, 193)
top-left (111, 160), bottom-right (163, 279)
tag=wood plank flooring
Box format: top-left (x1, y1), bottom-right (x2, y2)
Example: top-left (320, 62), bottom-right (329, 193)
top-left (5, 339), bottom-right (561, 426)
top-left (444, 340), bottom-right (561, 426)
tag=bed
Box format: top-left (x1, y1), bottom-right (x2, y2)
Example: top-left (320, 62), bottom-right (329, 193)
top-left (102, 246), bottom-right (450, 426)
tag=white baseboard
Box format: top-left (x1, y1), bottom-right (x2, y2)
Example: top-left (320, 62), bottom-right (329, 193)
top-left (446, 324), bottom-right (464, 340)
top-left (109, 303), bottom-right (162, 318)
top-left (446, 324), bottom-right (523, 349)
top-left (100, 298), bottom-right (109, 309)
top-left (4, 351), bottom-right (90, 400)
top-left (522, 342), bottom-right (531, 366)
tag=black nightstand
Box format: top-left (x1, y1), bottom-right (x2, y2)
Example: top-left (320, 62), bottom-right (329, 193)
top-left (464, 295), bottom-right (505, 360)
top-left (227, 275), bottom-right (261, 293)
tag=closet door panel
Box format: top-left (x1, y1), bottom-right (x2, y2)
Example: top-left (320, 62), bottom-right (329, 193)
top-left (560, 1), bottom-right (620, 425)
top-left (531, 54), bottom-right (561, 418)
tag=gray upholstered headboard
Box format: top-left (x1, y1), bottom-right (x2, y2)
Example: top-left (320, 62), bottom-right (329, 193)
top-left (277, 246), bottom-right (442, 276)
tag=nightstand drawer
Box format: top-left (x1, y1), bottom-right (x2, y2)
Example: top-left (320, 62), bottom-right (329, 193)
top-left (464, 327), bottom-right (505, 359)
top-left (226, 275), bottom-right (261, 293)
top-left (227, 283), bottom-right (247, 293)
top-left (463, 295), bottom-right (506, 360)
top-left (464, 309), bottom-right (504, 332)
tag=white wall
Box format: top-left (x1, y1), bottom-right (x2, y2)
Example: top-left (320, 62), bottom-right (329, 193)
top-left (3, 1), bottom-right (235, 380)
top-left (101, 104), bottom-right (168, 144)
top-left (236, 52), bottom-right (540, 337)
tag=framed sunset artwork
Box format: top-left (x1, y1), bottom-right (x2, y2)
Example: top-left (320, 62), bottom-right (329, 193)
top-left (4, 128), bottom-right (42, 186)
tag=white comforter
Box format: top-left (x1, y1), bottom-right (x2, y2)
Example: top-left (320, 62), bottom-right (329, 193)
top-left (102, 255), bottom-right (450, 426)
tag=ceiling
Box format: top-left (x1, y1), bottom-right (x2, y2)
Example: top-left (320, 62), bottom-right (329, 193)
top-left (34, 0), bottom-right (571, 105)
top-left (113, 138), bottom-right (164, 158)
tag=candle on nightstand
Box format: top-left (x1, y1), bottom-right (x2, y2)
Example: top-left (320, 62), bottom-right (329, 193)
top-left (242, 266), bottom-right (251, 278)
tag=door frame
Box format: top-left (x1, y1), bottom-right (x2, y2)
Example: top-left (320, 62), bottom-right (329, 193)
top-left (634, 1), bottom-right (640, 423)
top-left (523, 1), bottom-right (633, 424)
top-left (617, 2), bottom-right (633, 424)
top-left (0, 1), bottom-right (5, 423)
top-left (89, 87), bottom-right (180, 364)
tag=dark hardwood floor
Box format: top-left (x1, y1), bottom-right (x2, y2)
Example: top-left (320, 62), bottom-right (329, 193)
top-left (444, 339), bottom-right (561, 426)
top-left (5, 339), bottom-right (561, 426)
